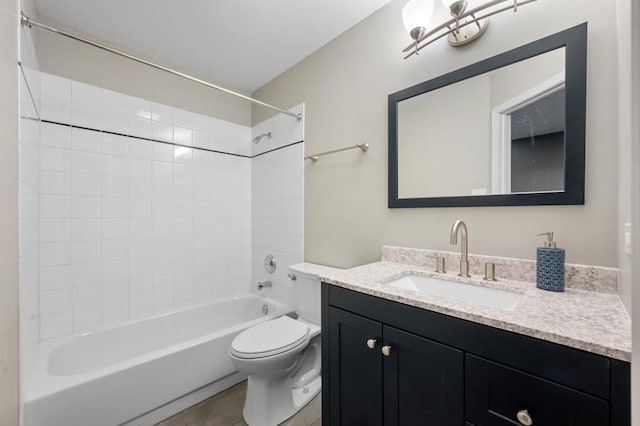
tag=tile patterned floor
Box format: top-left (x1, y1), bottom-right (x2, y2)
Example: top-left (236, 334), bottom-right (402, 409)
top-left (155, 381), bottom-right (321, 426)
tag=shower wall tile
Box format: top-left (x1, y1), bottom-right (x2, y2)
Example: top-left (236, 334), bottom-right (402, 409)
top-left (102, 110), bottom-right (128, 134)
top-left (251, 104), bottom-right (304, 157)
top-left (101, 89), bottom-right (127, 114)
top-left (129, 116), bottom-right (152, 139)
top-left (129, 136), bottom-right (151, 160)
top-left (251, 107), bottom-right (305, 308)
top-left (102, 134), bottom-right (129, 157)
top-left (40, 311), bottom-right (72, 339)
top-left (40, 265), bottom-right (72, 291)
top-left (72, 81), bottom-right (101, 108)
top-left (37, 72), bottom-right (253, 339)
top-left (72, 103), bottom-right (101, 129)
top-left (41, 96), bottom-right (71, 123)
top-left (40, 288), bottom-right (73, 315)
top-left (73, 306), bottom-right (102, 333)
top-left (41, 122), bottom-right (71, 149)
top-left (128, 97), bottom-right (152, 119)
top-left (41, 73), bottom-right (70, 101)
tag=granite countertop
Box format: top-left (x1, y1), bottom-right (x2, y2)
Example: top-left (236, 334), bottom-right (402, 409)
top-left (321, 260), bottom-right (632, 362)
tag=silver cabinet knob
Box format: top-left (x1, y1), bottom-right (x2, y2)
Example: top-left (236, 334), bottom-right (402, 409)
top-left (381, 345), bottom-right (392, 356)
top-left (287, 273), bottom-right (297, 281)
top-left (366, 339), bottom-right (377, 349)
top-left (516, 409), bottom-right (533, 426)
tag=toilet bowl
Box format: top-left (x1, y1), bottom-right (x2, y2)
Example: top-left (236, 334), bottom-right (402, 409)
top-left (229, 262), bottom-right (341, 426)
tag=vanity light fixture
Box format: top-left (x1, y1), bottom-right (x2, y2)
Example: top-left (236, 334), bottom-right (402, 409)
top-left (402, 0), bottom-right (537, 58)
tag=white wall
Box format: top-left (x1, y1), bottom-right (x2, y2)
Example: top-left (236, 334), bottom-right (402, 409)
top-left (0, 0), bottom-right (19, 423)
top-left (398, 74), bottom-right (491, 197)
top-left (36, 72), bottom-right (253, 338)
top-left (489, 47), bottom-right (565, 108)
top-left (18, 9), bottom-right (41, 414)
top-left (252, 0), bottom-right (621, 270)
top-left (616, 0), bottom-right (633, 315)
top-left (629, 0), bottom-right (640, 421)
top-left (251, 105), bottom-right (304, 307)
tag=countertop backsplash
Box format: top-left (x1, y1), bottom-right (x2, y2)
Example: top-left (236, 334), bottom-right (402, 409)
top-left (381, 245), bottom-right (618, 294)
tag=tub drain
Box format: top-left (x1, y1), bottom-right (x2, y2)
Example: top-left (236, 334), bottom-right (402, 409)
top-left (261, 304), bottom-right (269, 315)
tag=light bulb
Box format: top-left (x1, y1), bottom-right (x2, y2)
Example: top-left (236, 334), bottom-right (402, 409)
top-left (402, 0), bottom-right (435, 35)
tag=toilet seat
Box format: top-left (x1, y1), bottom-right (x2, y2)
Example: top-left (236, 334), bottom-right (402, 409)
top-left (230, 316), bottom-right (310, 359)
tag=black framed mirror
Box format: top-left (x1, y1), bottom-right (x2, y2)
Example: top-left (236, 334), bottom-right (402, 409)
top-left (388, 23), bottom-right (587, 208)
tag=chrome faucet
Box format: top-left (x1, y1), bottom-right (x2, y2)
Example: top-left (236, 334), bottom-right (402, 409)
top-left (450, 220), bottom-right (470, 277)
top-left (257, 280), bottom-right (273, 290)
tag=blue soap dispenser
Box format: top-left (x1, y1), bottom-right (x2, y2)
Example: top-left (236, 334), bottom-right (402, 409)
top-left (536, 232), bottom-right (565, 292)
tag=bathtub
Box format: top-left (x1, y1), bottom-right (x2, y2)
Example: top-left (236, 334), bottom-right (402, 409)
top-left (24, 295), bottom-right (292, 426)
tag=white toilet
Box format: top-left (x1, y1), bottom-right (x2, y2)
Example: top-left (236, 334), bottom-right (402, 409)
top-left (229, 262), bottom-right (341, 426)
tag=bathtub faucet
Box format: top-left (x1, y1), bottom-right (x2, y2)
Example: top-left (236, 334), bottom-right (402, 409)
top-left (257, 280), bottom-right (273, 290)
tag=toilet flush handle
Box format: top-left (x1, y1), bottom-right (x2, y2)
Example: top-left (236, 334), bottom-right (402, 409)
top-left (288, 273), bottom-right (297, 281)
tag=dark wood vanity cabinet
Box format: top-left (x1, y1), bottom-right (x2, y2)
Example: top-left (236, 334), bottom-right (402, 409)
top-left (328, 307), bottom-right (463, 425)
top-left (327, 307), bottom-right (383, 426)
top-left (321, 284), bottom-right (630, 426)
top-left (465, 355), bottom-right (609, 426)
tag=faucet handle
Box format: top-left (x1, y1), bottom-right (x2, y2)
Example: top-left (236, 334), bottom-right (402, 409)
top-left (483, 262), bottom-right (497, 281)
top-left (435, 256), bottom-right (446, 273)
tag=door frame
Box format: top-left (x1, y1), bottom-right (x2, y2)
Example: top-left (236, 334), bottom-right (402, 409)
top-left (491, 72), bottom-right (565, 194)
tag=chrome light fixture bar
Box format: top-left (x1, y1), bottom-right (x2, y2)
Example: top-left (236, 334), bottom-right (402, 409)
top-left (402, 0), bottom-right (537, 59)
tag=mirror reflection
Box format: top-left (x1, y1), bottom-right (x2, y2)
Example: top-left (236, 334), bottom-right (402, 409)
top-left (397, 47), bottom-right (565, 199)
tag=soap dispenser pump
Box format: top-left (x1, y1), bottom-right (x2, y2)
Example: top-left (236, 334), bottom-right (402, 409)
top-left (536, 232), bottom-right (565, 292)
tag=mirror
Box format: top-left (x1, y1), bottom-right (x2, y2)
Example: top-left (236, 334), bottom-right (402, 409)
top-left (388, 23), bottom-right (587, 208)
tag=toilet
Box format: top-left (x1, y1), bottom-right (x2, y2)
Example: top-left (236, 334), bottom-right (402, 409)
top-left (229, 262), bottom-right (341, 426)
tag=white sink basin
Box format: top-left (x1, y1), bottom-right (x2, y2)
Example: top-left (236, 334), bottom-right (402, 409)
top-left (387, 274), bottom-right (523, 311)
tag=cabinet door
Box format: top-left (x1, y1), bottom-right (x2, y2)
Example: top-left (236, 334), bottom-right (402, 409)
top-left (328, 307), bottom-right (383, 426)
top-left (382, 325), bottom-right (464, 426)
top-left (466, 354), bottom-right (609, 426)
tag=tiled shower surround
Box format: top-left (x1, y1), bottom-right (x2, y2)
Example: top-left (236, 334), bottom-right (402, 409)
top-left (33, 72), bottom-right (304, 339)
top-left (251, 139), bottom-right (304, 307)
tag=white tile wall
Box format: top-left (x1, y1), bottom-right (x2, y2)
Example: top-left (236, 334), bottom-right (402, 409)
top-left (32, 73), bottom-right (305, 341)
top-left (251, 104), bottom-right (304, 157)
top-left (251, 107), bottom-right (305, 307)
top-left (37, 72), bottom-right (254, 337)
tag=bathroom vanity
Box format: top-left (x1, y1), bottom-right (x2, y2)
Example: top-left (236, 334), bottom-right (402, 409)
top-left (320, 247), bottom-right (631, 426)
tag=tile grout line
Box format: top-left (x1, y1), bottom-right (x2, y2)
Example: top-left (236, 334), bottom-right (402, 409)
top-left (25, 116), bottom-right (304, 159)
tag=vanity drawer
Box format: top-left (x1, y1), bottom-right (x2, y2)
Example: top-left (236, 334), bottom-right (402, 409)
top-left (465, 354), bottom-right (609, 426)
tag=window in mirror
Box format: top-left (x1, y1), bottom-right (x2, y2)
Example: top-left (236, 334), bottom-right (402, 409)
top-left (510, 89), bottom-right (565, 194)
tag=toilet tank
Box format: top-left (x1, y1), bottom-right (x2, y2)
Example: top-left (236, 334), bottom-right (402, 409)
top-left (288, 263), bottom-right (342, 324)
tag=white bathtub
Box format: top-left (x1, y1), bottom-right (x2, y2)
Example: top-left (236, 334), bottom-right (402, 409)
top-left (24, 295), bottom-right (292, 426)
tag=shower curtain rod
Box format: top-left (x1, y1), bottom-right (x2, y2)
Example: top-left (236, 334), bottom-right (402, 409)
top-left (19, 12), bottom-right (302, 120)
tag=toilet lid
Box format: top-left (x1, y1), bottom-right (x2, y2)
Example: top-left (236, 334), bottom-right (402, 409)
top-left (230, 316), bottom-right (310, 359)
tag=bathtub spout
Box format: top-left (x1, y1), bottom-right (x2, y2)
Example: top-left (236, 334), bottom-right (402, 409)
top-left (257, 280), bottom-right (273, 290)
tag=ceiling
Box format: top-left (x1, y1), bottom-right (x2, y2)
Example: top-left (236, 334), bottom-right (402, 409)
top-left (35, 0), bottom-right (393, 93)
